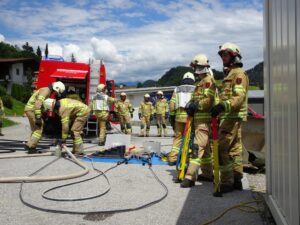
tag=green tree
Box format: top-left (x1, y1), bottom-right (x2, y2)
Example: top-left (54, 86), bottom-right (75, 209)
top-left (71, 53), bottom-right (76, 62)
top-left (36, 46), bottom-right (42, 59)
top-left (22, 42), bottom-right (34, 53)
top-left (45, 43), bottom-right (49, 58)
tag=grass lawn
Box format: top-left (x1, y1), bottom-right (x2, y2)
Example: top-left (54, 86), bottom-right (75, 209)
top-left (4, 98), bottom-right (25, 116)
top-left (2, 118), bottom-right (17, 127)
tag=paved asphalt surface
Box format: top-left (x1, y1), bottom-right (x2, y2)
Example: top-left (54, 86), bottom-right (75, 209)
top-left (0, 117), bottom-right (265, 225)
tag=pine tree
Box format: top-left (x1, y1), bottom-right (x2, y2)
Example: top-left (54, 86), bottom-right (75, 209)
top-left (71, 53), bottom-right (76, 62)
top-left (45, 43), bottom-right (48, 58)
top-left (36, 46), bottom-right (42, 58)
top-left (22, 42), bottom-right (34, 53)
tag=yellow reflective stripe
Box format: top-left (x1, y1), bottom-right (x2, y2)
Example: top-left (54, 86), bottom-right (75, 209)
top-left (170, 97), bottom-right (176, 103)
top-left (170, 112), bottom-right (175, 116)
top-left (34, 109), bottom-right (41, 114)
top-left (171, 147), bottom-right (179, 153)
top-left (74, 137), bottom-right (83, 145)
top-left (223, 100), bottom-right (231, 112)
top-left (219, 163), bottom-right (233, 172)
top-left (200, 157), bottom-right (212, 164)
top-left (204, 89), bottom-right (215, 97)
top-left (61, 117), bottom-right (69, 124)
top-left (32, 131), bottom-right (42, 139)
top-left (220, 112), bottom-right (247, 119)
top-left (26, 104), bottom-right (34, 109)
top-left (233, 85), bottom-right (246, 94)
top-left (62, 133), bottom-right (68, 139)
top-left (194, 112), bottom-right (211, 119)
top-left (190, 158), bottom-right (201, 165)
top-left (38, 95), bottom-right (46, 101)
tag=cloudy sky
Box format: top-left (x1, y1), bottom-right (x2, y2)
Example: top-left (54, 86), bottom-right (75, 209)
top-left (0, 0), bottom-right (263, 83)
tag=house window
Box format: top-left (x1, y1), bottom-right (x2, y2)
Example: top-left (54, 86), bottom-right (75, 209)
top-left (16, 68), bottom-right (20, 75)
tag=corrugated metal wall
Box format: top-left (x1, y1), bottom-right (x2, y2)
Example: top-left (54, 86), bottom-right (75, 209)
top-left (264, 0), bottom-right (300, 224)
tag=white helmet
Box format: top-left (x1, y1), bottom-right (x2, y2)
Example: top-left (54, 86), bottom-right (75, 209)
top-left (43, 98), bottom-right (56, 111)
top-left (218, 42), bottom-right (241, 57)
top-left (120, 92), bottom-right (126, 96)
top-left (97, 84), bottom-right (106, 92)
top-left (190, 54), bottom-right (210, 67)
top-left (182, 72), bottom-right (195, 81)
top-left (144, 93), bottom-right (150, 98)
top-left (52, 81), bottom-right (65, 94)
top-left (190, 54), bottom-right (210, 75)
top-left (157, 91), bottom-right (163, 95)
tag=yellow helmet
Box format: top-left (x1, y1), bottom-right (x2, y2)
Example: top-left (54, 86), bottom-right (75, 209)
top-left (97, 84), bottom-right (106, 92)
top-left (218, 42), bottom-right (241, 57)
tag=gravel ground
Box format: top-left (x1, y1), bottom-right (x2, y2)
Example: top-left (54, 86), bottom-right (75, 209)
top-left (0, 117), bottom-right (267, 225)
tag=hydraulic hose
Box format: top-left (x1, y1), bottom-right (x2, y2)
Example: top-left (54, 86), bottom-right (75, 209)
top-left (0, 146), bottom-right (89, 183)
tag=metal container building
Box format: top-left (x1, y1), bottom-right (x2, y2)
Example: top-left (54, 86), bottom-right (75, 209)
top-left (264, 0), bottom-right (300, 224)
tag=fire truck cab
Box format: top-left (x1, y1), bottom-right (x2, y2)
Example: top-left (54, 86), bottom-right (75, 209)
top-left (34, 59), bottom-right (115, 137)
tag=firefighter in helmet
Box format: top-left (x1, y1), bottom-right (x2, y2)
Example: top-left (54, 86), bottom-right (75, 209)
top-left (210, 42), bottom-right (249, 193)
top-left (154, 91), bottom-right (169, 137)
top-left (43, 98), bottom-right (90, 155)
top-left (168, 72), bottom-right (195, 166)
top-left (91, 84), bottom-right (116, 146)
top-left (115, 92), bottom-right (134, 134)
top-left (180, 54), bottom-right (216, 188)
top-left (138, 93), bottom-right (154, 137)
top-left (24, 81), bottom-right (65, 154)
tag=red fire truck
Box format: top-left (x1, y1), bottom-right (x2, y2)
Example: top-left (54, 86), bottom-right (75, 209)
top-left (34, 59), bottom-right (116, 137)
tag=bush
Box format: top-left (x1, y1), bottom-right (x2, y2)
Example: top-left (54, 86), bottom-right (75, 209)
top-left (0, 85), bottom-right (6, 97)
top-left (11, 83), bottom-right (32, 103)
top-left (2, 95), bottom-right (13, 109)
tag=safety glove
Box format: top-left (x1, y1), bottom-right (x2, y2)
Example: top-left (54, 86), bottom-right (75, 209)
top-left (150, 114), bottom-right (154, 121)
top-left (185, 101), bottom-right (198, 117)
top-left (169, 115), bottom-right (175, 129)
top-left (35, 117), bottom-right (42, 128)
top-left (210, 103), bottom-right (225, 117)
top-left (138, 113), bottom-right (141, 119)
top-left (130, 113), bottom-right (133, 118)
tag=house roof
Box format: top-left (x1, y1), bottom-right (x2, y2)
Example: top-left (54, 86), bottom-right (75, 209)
top-left (0, 58), bottom-right (36, 63)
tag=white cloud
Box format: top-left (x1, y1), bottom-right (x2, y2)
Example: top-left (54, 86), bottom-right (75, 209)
top-left (0, 0), bottom-right (263, 83)
top-left (0, 33), bottom-right (5, 42)
top-left (91, 37), bottom-right (123, 63)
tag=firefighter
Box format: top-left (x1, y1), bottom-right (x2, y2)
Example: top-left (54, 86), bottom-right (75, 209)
top-left (210, 42), bottom-right (249, 193)
top-left (91, 84), bottom-right (116, 146)
top-left (180, 54), bottom-right (216, 188)
top-left (24, 81), bottom-right (65, 154)
top-left (155, 91), bottom-right (169, 137)
top-left (138, 94), bottom-right (154, 137)
top-left (66, 86), bottom-right (82, 102)
top-left (168, 72), bottom-right (195, 166)
top-left (43, 98), bottom-right (90, 155)
top-left (115, 92), bottom-right (134, 134)
top-left (0, 97), bottom-right (4, 136)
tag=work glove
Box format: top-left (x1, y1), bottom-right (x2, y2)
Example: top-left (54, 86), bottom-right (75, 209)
top-left (210, 103), bottom-right (225, 117)
top-left (130, 113), bottom-right (133, 118)
top-left (185, 101), bottom-right (198, 117)
top-left (169, 115), bottom-right (175, 129)
top-left (150, 115), bottom-right (154, 121)
top-left (35, 117), bottom-right (42, 128)
top-left (138, 113), bottom-right (141, 120)
top-left (165, 113), bottom-right (168, 120)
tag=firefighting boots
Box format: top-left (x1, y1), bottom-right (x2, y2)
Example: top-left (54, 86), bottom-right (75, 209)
top-left (233, 178), bottom-right (243, 190)
top-left (180, 178), bottom-right (195, 188)
top-left (197, 174), bottom-right (213, 182)
top-left (220, 184), bottom-right (234, 193)
top-left (24, 145), bottom-right (37, 154)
